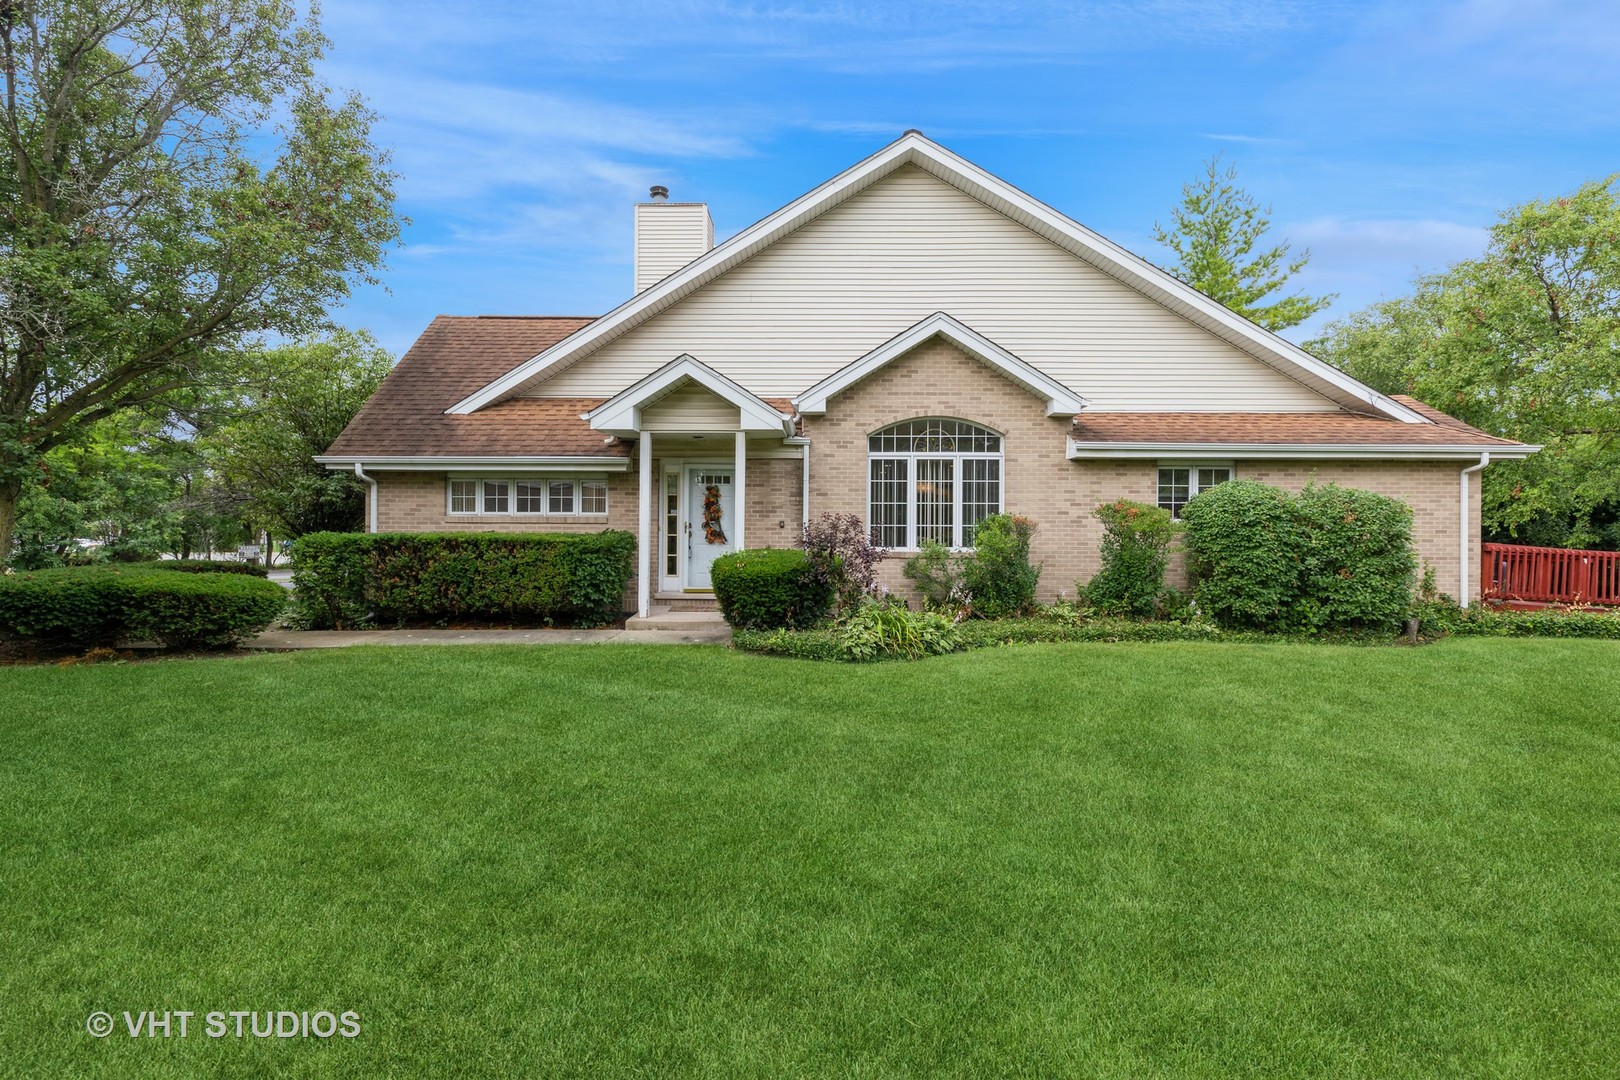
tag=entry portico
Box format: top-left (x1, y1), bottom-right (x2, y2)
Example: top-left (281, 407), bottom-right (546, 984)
top-left (583, 354), bottom-right (801, 618)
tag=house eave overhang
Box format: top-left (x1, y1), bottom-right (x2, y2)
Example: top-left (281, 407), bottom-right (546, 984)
top-left (793, 310), bottom-right (1087, 418)
top-left (581, 353), bottom-right (795, 439)
top-left (1065, 441), bottom-right (1542, 461)
top-left (315, 455), bottom-right (631, 472)
top-left (447, 131), bottom-right (1426, 424)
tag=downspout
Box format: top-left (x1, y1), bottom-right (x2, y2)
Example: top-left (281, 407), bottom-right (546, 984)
top-left (354, 463), bottom-right (378, 534)
top-left (801, 439), bottom-right (811, 532)
top-left (1459, 452), bottom-right (1489, 608)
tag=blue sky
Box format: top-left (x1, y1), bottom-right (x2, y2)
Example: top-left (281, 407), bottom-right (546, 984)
top-left (316, 0), bottom-right (1620, 355)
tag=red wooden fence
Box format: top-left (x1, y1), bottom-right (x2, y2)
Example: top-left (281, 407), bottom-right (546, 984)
top-left (1482, 543), bottom-right (1620, 606)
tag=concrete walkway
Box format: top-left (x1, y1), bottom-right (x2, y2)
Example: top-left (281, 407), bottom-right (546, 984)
top-left (246, 624), bottom-right (731, 649)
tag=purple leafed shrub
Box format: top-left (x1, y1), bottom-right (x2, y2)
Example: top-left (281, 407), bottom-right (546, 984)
top-left (802, 513), bottom-right (886, 615)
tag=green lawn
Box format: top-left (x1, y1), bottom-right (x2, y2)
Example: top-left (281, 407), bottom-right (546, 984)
top-left (3, 639), bottom-right (1619, 1078)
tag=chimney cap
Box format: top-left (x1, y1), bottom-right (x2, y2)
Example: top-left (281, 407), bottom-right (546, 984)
top-left (648, 185), bottom-right (669, 202)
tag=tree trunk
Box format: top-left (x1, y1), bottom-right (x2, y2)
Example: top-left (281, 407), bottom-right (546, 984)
top-left (0, 478), bottom-right (19, 568)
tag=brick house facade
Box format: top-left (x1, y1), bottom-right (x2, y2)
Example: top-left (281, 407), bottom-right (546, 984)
top-left (325, 133), bottom-right (1533, 614)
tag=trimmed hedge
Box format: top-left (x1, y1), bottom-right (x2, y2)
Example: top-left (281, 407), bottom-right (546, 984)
top-left (1418, 603), bottom-right (1620, 639)
top-left (711, 548), bottom-right (833, 630)
top-left (1182, 480), bottom-right (1416, 632)
top-left (0, 567), bottom-right (286, 651)
top-left (290, 531), bottom-right (636, 629)
top-left (156, 559), bottom-right (272, 577)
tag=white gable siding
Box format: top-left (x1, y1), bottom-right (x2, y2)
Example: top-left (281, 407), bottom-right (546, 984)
top-left (541, 166), bottom-right (1338, 412)
top-left (639, 382), bottom-right (741, 432)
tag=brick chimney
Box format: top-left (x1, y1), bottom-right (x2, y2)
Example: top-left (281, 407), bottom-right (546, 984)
top-left (634, 185), bottom-right (712, 293)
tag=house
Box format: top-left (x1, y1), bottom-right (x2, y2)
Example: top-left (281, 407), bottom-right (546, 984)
top-left (320, 131), bottom-right (1536, 618)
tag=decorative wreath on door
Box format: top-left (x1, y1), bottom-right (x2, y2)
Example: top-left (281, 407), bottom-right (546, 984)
top-left (702, 484), bottom-right (727, 544)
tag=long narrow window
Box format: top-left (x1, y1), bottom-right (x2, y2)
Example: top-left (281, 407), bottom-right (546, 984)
top-left (447, 476), bottom-right (610, 516)
top-left (868, 419), bottom-right (1002, 549)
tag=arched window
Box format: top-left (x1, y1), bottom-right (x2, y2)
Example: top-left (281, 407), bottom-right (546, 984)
top-left (868, 419), bottom-right (1003, 549)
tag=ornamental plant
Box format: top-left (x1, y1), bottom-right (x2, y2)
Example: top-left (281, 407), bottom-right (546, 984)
top-left (960, 514), bottom-right (1040, 618)
top-left (1085, 500), bottom-right (1177, 617)
top-left (802, 513), bottom-right (885, 616)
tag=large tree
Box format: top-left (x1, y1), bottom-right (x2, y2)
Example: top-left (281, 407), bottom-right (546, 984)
top-left (0, 0), bottom-right (399, 561)
top-left (1153, 155), bottom-right (1334, 332)
top-left (201, 329), bottom-right (391, 543)
top-left (1309, 177), bottom-right (1620, 549)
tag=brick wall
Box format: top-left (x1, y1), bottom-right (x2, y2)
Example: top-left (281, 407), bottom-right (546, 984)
top-left (369, 455), bottom-right (805, 606)
top-left (369, 339), bottom-right (1485, 607)
top-left (800, 337), bottom-right (1484, 602)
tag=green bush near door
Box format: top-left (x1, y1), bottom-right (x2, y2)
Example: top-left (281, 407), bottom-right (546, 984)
top-left (711, 548), bottom-right (834, 630)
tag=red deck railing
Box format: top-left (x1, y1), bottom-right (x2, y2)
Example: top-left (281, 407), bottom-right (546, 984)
top-left (1482, 543), bottom-right (1620, 607)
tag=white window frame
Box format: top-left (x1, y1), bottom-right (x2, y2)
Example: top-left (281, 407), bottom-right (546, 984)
top-left (446, 475), bottom-right (610, 518)
top-left (1157, 461), bottom-right (1234, 520)
top-left (868, 419), bottom-right (1004, 551)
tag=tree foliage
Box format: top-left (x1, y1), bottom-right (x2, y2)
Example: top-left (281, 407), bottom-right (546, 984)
top-left (0, 0), bottom-right (400, 561)
top-left (201, 330), bottom-right (392, 540)
top-left (1153, 155), bottom-right (1334, 331)
top-left (1309, 177), bottom-right (1620, 549)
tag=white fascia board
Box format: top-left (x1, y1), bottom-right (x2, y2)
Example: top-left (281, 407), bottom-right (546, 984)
top-left (450, 131), bottom-right (1425, 423)
top-left (316, 455), bottom-right (630, 472)
top-left (582, 353), bottom-right (794, 439)
top-left (1066, 441), bottom-right (1541, 461)
top-left (794, 311), bottom-right (1088, 418)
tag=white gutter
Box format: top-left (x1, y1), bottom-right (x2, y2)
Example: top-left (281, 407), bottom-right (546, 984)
top-left (1067, 442), bottom-right (1538, 461)
top-left (317, 455), bottom-right (631, 472)
top-left (353, 463), bottom-right (378, 534)
top-left (1460, 452), bottom-right (1490, 608)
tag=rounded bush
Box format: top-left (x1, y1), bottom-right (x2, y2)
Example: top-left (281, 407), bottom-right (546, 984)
top-left (711, 548), bottom-right (833, 630)
top-left (0, 567), bottom-right (286, 651)
top-left (1181, 480), bottom-right (1300, 629)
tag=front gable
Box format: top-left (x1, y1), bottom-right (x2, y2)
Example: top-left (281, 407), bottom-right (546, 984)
top-left (451, 133), bottom-right (1426, 423)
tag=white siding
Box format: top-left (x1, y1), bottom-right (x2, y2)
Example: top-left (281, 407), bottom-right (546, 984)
top-left (549, 166), bottom-right (1338, 412)
top-left (634, 203), bottom-right (713, 294)
top-left (640, 383), bottom-right (741, 432)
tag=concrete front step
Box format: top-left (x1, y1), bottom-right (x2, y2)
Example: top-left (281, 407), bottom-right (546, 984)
top-left (654, 593), bottom-right (720, 612)
top-left (625, 605), bottom-right (730, 632)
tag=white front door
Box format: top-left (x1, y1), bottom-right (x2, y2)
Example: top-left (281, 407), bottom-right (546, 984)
top-left (684, 465), bottom-right (735, 589)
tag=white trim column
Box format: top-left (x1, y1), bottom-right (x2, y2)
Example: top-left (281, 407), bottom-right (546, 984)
top-left (733, 430), bottom-right (747, 552)
top-left (638, 430), bottom-right (653, 618)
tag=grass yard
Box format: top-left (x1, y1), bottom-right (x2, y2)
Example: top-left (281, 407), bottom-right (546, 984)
top-left (3, 639), bottom-right (1619, 1078)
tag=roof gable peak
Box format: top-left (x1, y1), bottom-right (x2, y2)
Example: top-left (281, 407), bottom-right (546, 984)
top-left (449, 132), bottom-right (1427, 425)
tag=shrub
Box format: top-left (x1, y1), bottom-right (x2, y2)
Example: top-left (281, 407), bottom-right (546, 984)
top-left (1183, 480), bottom-right (1418, 633)
top-left (1180, 480), bottom-right (1299, 629)
top-left (1085, 500), bottom-right (1177, 617)
top-left (836, 600), bottom-right (961, 661)
top-left (0, 567), bottom-right (285, 651)
top-left (1416, 600), bottom-right (1620, 639)
top-left (157, 559), bottom-right (271, 577)
top-left (289, 531), bottom-right (636, 630)
top-left (960, 514), bottom-right (1040, 618)
top-left (711, 548), bottom-right (833, 630)
top-left (122, 572), bottom-right (289, 648)
top-left (802, 513), bottom-right (885, 615)
top-left (902, 541), bottom-right (962, 611)
top-left (1291, 484), bottom-right (1416, 632)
